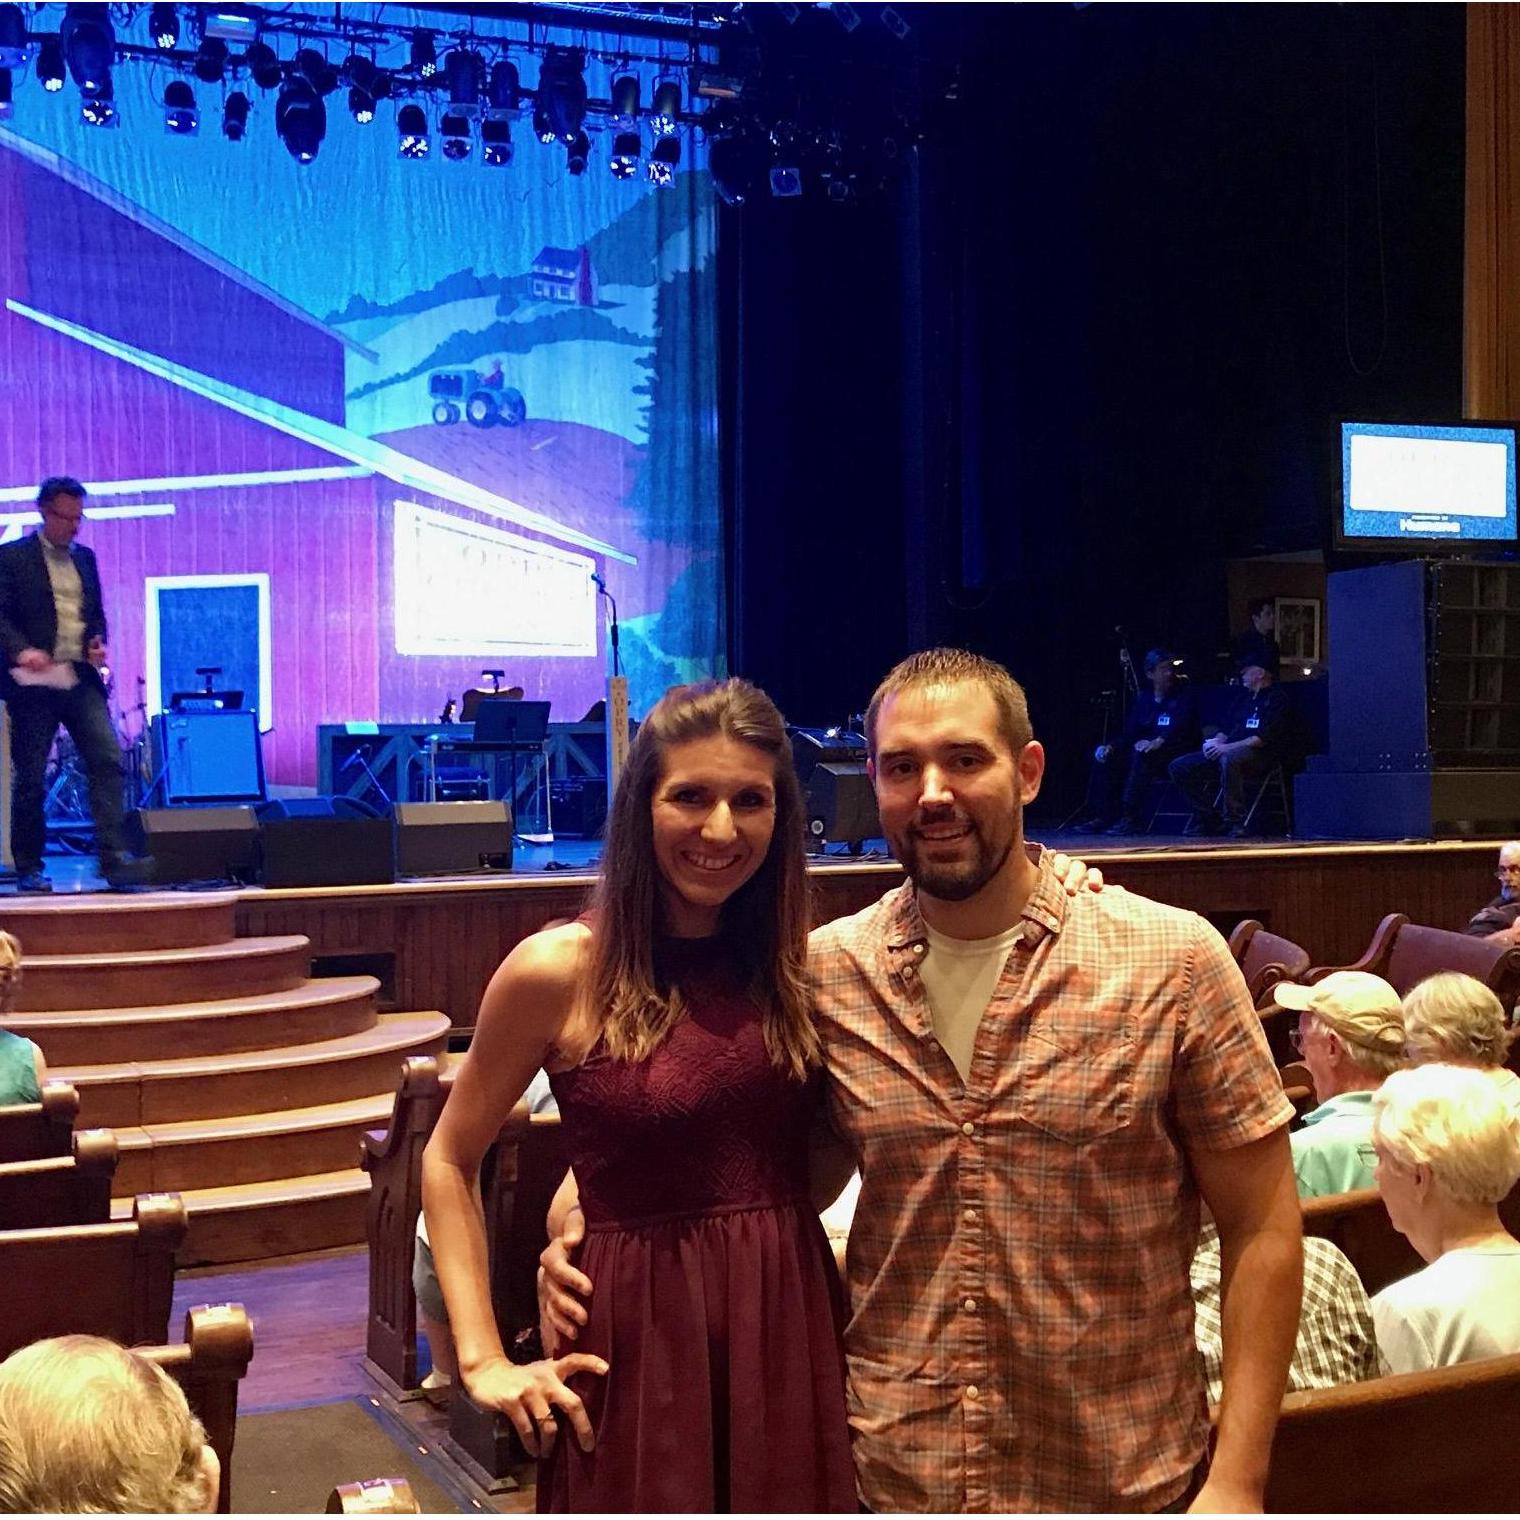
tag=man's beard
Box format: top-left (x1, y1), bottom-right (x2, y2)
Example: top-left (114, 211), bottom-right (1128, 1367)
top-left (895, 809), bottom-right (1019, 902)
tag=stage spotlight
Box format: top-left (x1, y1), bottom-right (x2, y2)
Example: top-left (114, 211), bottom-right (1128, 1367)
top-left (0, 5), bottom-right (26, 70)
top-left (535, 45), bottom-right (585, 143)
top-left (480, 114), bottom-right (512, 166)
top-left (36, 36), bottom-right (65, 92)
top-left (769, 164), bottom-right (802, 198)
top-left (348, 84), bottom-right (374, 124)
top-left (647, 133), bottom-right (679, 186)
top-left (487, 59), bottom-right (519, 114)
top-left (444, 47), bottom-right (483, 110)
top-left (397, 101), bottom-right (429, 159)
top-left (609, 129), bottom-right (640, 179)
top-left (610, 71), bottom-right (639, 125)
top-left (194, 35), bottom-right (227, 82)
top-left (295, 46), bottom-right (336, 96)
top-left (565, 128), bottom-right (590, 176)
top-left (276, 74), bottom-right (324, 161)
top-left (149, 3), bottom-right (178, 49)
top-left (61, 5), bottom-right (113, 95)
top-left (0, 68), bottom-right (11, 121)
top-left (162, 78), bottom-right (198, 134)
top-left (222, 88), bottom-right (250, 139)
top-left (650, 76), bottom-right (681, 136)
top-left (708, 129), bottom-right (760, 207)
top-left (243, 39), bottom-right (281, 90)
top-left (440, 109), bottom-right (471, 160)
top-left (79, 77), bottom-right (116, 128)
top-left (410, 29), bottom-right (436, 79)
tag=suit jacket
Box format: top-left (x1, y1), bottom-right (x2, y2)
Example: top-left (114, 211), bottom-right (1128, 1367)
top-left (0, 533), bottom-right (107, 696)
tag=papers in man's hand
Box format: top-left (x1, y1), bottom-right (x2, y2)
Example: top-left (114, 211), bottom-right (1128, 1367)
top-left (11, 662), bottom-right (78, 691)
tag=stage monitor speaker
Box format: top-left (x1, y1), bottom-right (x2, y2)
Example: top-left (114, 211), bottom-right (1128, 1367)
top-left (789, 726), bottom-right (868, 786)
top-left (151, 711), bottom-right (265, 804)
top-left (806, 762), bottom-right (880, 850)
top-left (125, 806), bottom-right (260, 885)
top-left (394, 801), bottom-right (513, 877)
top-left (255, 798), bottom-right (394, 888)
top-left (549, 778), bottom-right (607, 840)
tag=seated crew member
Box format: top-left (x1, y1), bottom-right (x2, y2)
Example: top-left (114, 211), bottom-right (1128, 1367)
top-left (1168, 653), bottom-right (1294, 836)
top-left (1231, 596), bottom-right (1280, 678)
top-left (1272, 971), bottom-right (1406, 1198)
top-left (1462, 839), bottom-right (1520, 944)
top-left (1074, 649), bottom-right (1200, 834)
top-left (1370, 1063), bottom-right (1520, 1375)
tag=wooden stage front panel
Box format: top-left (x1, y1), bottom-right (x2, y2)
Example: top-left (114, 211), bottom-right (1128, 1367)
top-left (232, 838), bottom-right (1506, 1033)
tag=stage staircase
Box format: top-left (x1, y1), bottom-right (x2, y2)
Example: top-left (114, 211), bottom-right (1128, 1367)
top-left (0, 891), bottom-right (449, 1264)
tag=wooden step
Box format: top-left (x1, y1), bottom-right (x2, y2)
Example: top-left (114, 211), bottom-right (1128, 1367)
top-left (0, 892), bottom-right (239, 955)
top-left (113, 1169), bottom-right (370, 1266)
top-left (58, 1011), bottom-right (452, 1126)
top-left (111, 1093), bottom-right (395, 1195)
top-left (11, 977), bottom-right (380, 1065)
top-left (15, 936), bottom-right (311, 1012)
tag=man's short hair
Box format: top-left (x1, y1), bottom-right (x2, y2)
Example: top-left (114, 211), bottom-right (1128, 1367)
top-left (865, 648), bottom-right (1033, 759)
top-left (1143, 648), bottom-right (1175, 677)
top-left (1372, 1062), bottom-right (1520, 1205)
top-left (1402, 972), bottom-right (1516, 1068)
top-left (36, 477), bottom-right (86, 510)
top-left (0, 1335), bottom-right (210, 1513)
top-left (1247, 595), bottom-right (1274, 620)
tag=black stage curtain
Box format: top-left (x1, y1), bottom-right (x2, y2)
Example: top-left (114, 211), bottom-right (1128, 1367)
top-left (726, 3), bottom-right (1464, 817)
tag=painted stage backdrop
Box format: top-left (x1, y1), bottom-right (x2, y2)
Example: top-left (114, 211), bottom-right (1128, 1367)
top-left (0, 5), bottom-right (721, 787)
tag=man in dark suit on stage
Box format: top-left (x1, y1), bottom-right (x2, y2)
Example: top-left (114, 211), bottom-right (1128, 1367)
top-left (0, 478), bottom-right (143, 892)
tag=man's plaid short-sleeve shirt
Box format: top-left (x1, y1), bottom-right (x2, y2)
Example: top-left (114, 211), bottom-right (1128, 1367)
top-left (809, 853), bottom-right (1294, 1513)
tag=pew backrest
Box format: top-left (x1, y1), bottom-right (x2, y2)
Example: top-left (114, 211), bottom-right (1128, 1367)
top-left (0, 1192), bottom-right (185, 1359)
top-left (0, 1080), bottom-right (78, 1163)
top-left (1300, 1185), bottom-right (1421, 1297)
top-left (0, 1127), bottom-right (116, 1229)
top-left (1229, 919), bottom-right (1313, 1005)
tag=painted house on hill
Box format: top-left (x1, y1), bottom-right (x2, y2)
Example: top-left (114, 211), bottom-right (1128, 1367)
top-left (0, 129), bottom-right (631, 788)
top-left (530, 245), bottom-right (596, 306)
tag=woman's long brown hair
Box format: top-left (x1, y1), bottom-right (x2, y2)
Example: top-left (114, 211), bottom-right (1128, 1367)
top-left (585, 679), bottom-right (819, 1079)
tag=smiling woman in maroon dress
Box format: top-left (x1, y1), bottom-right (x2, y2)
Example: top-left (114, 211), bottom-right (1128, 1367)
top-left (421, 679), bottom-right (858, 1513)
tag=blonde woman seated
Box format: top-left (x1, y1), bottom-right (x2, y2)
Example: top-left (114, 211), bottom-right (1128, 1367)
top-left (0, 1334), bottom-right (219, 1513)
top-left (0, 932), bottom-right (43, 1105)
top-left (1402, 971), bottom-right (1520, 1115)
top-left (1370, 1063), bottom-right (1520, 1375)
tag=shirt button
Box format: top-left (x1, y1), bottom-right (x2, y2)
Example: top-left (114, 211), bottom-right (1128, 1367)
top-left (961, 1121), bottom-right (976, 1137)
top-left (965, 1385), bottom-right (980, 1401)
top-left (962, 1297), bottom-right (978, 1313)
top-left (963, 1207), bottom-right (978, 1224)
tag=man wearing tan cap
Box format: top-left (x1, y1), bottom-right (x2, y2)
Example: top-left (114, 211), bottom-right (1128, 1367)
top-left (1274, 971), bottom-right (1406, 1197)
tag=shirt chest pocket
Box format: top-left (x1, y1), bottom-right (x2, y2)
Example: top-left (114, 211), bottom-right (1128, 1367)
top-left (1015, 1008), bottom-right (1137, 1143)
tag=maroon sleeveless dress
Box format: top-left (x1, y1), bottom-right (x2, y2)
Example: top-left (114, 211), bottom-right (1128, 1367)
top-left (536, 934), bottom-right (857, 1513)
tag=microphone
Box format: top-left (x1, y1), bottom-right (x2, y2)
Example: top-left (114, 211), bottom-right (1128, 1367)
top-left (590, 571), bottom-right (607, 593)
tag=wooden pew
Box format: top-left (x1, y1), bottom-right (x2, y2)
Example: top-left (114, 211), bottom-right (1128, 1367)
top-left (362, 1058), bottom-right (568, 1395)
top-left (1312, 911), bottom-right (1520, 1024)
top-left (0, 1080), bottom-right (78, 1163)
top-left (1248, 1349), bottom-right (1520, 1511)
top-left (1300, 1186), bottom-right (1421, 1297)
top-left (0, 1192), bottom-right (186, 1359)
top-left (1229, 919), bottom-right (1313, 1005)
top-left (0, 1127), bottom-right (116, 1230)
top-left (139, 1303), bottom-right (254, 1516)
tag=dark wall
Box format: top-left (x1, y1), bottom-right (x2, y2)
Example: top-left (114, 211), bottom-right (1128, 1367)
top-left (728, 2), bottom-right (1465, 815)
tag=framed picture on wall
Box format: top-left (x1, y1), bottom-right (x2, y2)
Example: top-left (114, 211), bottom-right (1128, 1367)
top-left (1275, 596), bottom-right (1321, 664)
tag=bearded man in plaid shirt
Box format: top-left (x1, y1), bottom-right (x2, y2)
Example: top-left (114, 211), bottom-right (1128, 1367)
top-left (806, 649), bottom-right (1301, 1513)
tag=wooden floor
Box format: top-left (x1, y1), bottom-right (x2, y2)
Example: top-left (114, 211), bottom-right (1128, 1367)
top-left (175, 1248), bottom-right (534, 1513)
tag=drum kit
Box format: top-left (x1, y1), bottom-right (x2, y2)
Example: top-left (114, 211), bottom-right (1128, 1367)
top-left (42, 671), bottom-right (149, 852)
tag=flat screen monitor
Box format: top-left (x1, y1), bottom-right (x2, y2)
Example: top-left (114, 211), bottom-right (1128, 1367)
top-left (1339, 420), bottom-right (1518, 551)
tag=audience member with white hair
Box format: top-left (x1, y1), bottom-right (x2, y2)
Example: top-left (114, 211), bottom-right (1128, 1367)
top-left (1401, 971), bottom-right (1520, 1116)
top-left (1370, 1063), bottom-right (1520, 1375)
top-left (0, 931), bottom-right (44, 1105)
top-left (0, 1334), bottom-right (219, 1513)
